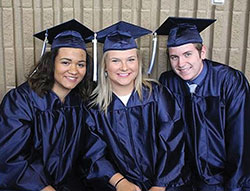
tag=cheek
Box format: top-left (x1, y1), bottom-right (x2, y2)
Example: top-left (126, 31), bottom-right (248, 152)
top-left (106, 64), bottom-right (117, 73)
top-left (79, 68), bottom-right (87, 78)
top-left (53, 70), bottom-right (61, 81)
top-left (170, 61), bottom-right (177, 69)
top-left (130, 61), bottom-right (139, 70)
top-left (53, 67), bottom-right (60, 78)
top-left (54, 63), bottom-right (64, 75)
top-left (133, 64), bottom-right (139, 73)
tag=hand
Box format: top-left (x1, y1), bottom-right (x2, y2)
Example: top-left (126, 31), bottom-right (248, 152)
top-left (109, 172), bottom-right (141, 191)
top-left (149, 186), bottom-right (166, 191)
top-left (40, 185), bottom-right (56, 191)
top-left (116, 178), bottom-right (141, 191)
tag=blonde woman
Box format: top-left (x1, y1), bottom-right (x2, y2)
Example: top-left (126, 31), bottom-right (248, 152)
top-left (84, 21), bottom-right (185, 191)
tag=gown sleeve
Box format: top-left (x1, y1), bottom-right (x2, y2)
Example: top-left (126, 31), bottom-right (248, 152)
top-left (153, 85), bottom-right (185, 187)
top-left (0, 88), bottom-right (49, 191)
top-left (224, 71), bottom-right (250, 190)
top-left (80, 111), bottom-right (117, 183)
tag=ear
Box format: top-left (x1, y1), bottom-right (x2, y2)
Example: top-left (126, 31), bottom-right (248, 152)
top-left (201, 45), bottom-right (206, 59)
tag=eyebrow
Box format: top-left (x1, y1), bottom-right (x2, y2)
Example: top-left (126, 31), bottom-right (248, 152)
top-left (169, 50), bottom-right (192, 56)
top-left (60, 58), bottom-right (86, 62)
top-left (110, 55), bottom-right (136, 59)
top-left (60, 58), bottom-right (72, 61)
top-left (128, 55), bottom-right (136, 58)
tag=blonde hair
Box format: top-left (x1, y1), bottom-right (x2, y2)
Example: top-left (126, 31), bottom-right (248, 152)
top-left (90, 49), bottom-right (156, 113)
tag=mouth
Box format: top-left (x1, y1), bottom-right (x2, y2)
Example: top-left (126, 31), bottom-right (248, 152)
top-left (177, 66), bottom-right (191, 73)
top-left (65, 76), bottom-right (78, 81)
top-left (118, 73), bottom-right (130, 77)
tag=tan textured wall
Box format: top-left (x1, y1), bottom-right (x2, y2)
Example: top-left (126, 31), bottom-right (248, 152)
top-left (0, 0), bottom-right (249, 101)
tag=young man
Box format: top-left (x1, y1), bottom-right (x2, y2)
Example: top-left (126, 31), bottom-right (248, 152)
top-left (156, 17), bottom-right (250, 191)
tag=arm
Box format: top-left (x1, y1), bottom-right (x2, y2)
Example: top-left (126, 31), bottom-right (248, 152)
top-left (109, 173), bottom-right (141, 191)
top-left (153, 85), bottom-right (184, 188)
top-left (80, 113), bottom-right (118, 184)
top-left (224, 71), bottom-right (250, 190)
top-left (82, 112), bottom-right (142, 191)
top-left (41, 185), bottom-right (56, 191)
top-left (149, 187), bottom-right (166, 191)
top-left (0, 89), bottom-right (49, 190)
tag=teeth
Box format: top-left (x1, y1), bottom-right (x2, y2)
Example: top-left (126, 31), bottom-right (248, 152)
top-left (119, 73), bottom-right (129, 77)
top-left (67, 77), bottom-right (77, 80)
top-left (179, 68), bottom-right (189, 72)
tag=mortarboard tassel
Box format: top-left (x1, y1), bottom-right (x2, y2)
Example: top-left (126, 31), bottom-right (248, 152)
top-left (40, 29), bottom-right (48, 57)
top-left (92, 33), bottom-right (98, 81)
top-left (29, 29), bottom-right (48, 78)
top-left (147, 32), bottom-right (157, 74)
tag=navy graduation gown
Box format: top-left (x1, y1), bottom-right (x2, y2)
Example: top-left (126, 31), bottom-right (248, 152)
top-left (159, 59), bottom-right (250, 190)
top-left (85, 82), bottom-right (185, 190)
top-left (0, 82), bottom-right (90, 191)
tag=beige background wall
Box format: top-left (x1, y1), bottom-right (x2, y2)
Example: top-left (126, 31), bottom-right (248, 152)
top-left (0, 0), bottom-right (250, 102)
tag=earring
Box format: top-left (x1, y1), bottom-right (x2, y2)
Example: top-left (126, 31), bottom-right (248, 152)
top-left (104, 71), bottom-right (108, 77)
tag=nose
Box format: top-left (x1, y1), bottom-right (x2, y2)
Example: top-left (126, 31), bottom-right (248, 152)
top-left (177, 56), bottom-right (186, 68)
top-left (120, 61), bottom-right (128, 71)
top-left (68, 64), bottom-right (78, 74)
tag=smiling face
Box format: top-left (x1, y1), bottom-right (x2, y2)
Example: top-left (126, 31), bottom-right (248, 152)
top-left (168, 43), bottom-right (206, 81)
top-left (52, 47), bottom-right (87, 100)
top-left (105, 48), bottom-right (139, 96)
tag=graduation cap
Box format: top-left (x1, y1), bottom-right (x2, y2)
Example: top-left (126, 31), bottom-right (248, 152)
top-left (34, 19), bottom-right (94, 55)
top-left (95, 21), bottom-right (152, 52)
top-left (30, 19), bottom-right (93, 78)
top-left (156, 17), bottom-right (216, 47)
top-left (87, 21), bottom-right (152, 81)
top-left (147, 17), bottom-right (216, 74)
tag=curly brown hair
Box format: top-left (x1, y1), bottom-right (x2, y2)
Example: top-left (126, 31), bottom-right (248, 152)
top-left (27, 48), bottom-right (96, 101)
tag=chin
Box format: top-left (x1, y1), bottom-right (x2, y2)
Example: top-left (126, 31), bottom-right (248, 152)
top-left (177, 75), bottom-right (188, 80)
top-left (63, 85), bottom-right (76, 91)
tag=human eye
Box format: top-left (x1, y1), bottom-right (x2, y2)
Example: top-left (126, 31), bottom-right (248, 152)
top-left (184, 52), bottom-right (192, 57)
top-left (111, 58), bottom-right (120, 63)
top-left (170, 55), bottom-right (178, 61)
top-left (128, 57), bottom-right (136, 62)
top-left (77, 62), bottom-right (86, 68)
top-left (61, 61), bottom-right (70, 65)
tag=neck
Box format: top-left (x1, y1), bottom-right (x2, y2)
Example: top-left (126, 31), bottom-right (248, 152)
top-left (112, 85), bottom-right (134, 96)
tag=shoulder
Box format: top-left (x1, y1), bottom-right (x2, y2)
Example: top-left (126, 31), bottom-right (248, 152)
top-left (206, 59), bottom-right (239, 76)
top-left (87, 102), bottom-right (102, 117)
top-left (142, 82), bottom-right (175, 102)
top-left (206, 59), bottom-right (249, 85)
top-left (141, 81), bottom-right (160, 96)
top-left (159, 70), bottom-right (176, 81)
top-left (1, 82), bottom-right (33, 104)
top-left (0, 82), bottom-right (35, 119)
top-left (149, 82), bottom-right (182, 121)
top-left (205, 60), bottom-right (249, 99)
top-left (159, 70), bottom-right (182, 88)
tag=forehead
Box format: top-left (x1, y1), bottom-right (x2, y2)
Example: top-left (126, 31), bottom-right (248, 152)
top-left (168, 43), bottom-right (196, 54)
top-left (57, 47), bottom-right (86, 57)
top-left (107, 48), bottom-right (137, 58)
